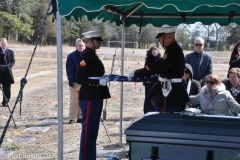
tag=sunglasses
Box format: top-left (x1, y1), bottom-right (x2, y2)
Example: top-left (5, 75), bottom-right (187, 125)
top-left (195, 44), bottom-right (203, 47)
top-left (184, 70), bottom-right (189, 74)
top-left (205, 80), bottom-right (216, 85)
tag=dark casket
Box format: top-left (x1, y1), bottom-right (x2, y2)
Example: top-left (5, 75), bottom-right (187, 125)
top-left (125, 113), bottom-right (240, 160)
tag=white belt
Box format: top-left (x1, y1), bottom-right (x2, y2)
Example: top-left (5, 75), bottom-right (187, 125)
top-left (88, 77), bottom-right (103, 80)
top-left (171, 78), bottom-right (182, 83)
top-left (158, 77), bottom-right (182, 83)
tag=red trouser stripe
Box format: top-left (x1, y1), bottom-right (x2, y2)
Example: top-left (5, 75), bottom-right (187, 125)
top-left (161, 108), bottom-right (165, 112)
top-left (83, 101), bottom-right (91, 160)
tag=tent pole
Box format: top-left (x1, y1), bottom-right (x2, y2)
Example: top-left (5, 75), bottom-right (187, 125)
top-left (119, 18), bottom-right (125, 147)
top-left (56, 10), bottom-right (64, 160)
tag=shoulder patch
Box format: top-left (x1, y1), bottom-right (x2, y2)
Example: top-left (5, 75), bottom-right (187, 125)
top-left (79, 59), bottom-right (86, 67)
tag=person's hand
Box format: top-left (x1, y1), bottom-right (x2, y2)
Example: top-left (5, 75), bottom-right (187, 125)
top-left (69, 81), bottom-right (74, 88)
top-left (99, 77), bottom-right (109, 86)
top-left (0, 65), bottom-right (7, 72)
top-left (128, 71), bottom-right (135, 80)
top-left (162, 53), bottom-right (168, 59)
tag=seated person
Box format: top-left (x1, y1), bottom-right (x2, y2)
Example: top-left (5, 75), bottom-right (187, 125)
top-left (180, 63), bottom-right (201, 111)
top-left (187, 74), bottom-right (240, 116)
top-left (222, 68), bottom-right (240, 103)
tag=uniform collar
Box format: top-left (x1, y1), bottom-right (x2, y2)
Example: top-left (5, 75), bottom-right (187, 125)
top-left (86, 47), bottom-right (95, 52)
top-left (165, 41), bottom-right (177, 50)
top-left (85, 47), bottom-right (98, 56)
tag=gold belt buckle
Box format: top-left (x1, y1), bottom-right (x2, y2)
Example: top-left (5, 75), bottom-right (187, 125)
top-left (163, 78), bottom-right (168, 93)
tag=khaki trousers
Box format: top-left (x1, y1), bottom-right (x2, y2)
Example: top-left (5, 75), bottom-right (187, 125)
top-left (69, 82), bottom-right (81, 121)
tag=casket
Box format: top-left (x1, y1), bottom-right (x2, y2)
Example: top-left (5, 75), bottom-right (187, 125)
top-left (125, 112), bottom-right (240, 160)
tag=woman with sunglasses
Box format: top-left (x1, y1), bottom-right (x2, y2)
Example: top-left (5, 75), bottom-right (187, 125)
top-left (228, 41), bottom-right (240, 75)
top-left (187, 74), bottom-right (240, 116)
top-left (179, 63), bottom-right (201, 111)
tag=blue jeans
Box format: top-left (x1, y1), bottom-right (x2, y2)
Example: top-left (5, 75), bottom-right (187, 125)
top-left (79, 100), bottom-right (103, 160)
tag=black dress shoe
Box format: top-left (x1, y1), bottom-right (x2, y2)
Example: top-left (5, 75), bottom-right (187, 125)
top-left (68, 120), bottom-right (74, 124)
top-left (76, 118), bottom-right (82, 123)
top-left (1, 103), bottom-right (7, 107)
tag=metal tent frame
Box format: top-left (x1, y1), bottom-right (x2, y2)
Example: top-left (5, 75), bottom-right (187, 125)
top-left (55, 1), bottom-right (240, 159)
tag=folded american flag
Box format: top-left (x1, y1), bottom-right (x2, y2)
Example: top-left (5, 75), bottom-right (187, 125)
top-left (107, 74), bottom-right (159, 82)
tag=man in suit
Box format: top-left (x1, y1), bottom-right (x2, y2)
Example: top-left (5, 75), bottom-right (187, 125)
top-left (185, 37), bottom-right (213, 85)
top-left (0, 38), bottom-right (15, 107)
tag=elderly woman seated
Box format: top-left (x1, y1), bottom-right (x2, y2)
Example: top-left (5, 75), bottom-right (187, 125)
top-left (222, 68), bottom-right (240, 103)
top-left (187, 74), bottom-right (240, 116)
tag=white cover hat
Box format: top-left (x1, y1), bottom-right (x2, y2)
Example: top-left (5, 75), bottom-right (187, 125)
top-left (82, 30), bottom-right (103, 41)
top-left (155, 25), bottom-right (177, 38)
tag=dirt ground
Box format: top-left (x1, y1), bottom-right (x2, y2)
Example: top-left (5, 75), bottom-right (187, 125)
top-left (0, 45), bottom-right (231, 160)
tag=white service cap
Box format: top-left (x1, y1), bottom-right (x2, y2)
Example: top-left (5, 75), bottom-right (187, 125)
top-left (155, 25), bottom-right (177, 38)
top-left (82, 30), bottom-right (103, 41)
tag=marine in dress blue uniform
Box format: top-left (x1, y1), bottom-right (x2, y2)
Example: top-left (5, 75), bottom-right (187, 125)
top-left (76, 30), bottom-right (111, 160)
top-left (129, 26), bottom-right (189, 112)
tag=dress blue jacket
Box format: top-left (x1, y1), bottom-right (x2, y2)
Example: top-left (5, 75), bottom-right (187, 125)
top-left (66, 50), bottom-right (81, 82)
top-left (185, 51), bottom-right (213, 82)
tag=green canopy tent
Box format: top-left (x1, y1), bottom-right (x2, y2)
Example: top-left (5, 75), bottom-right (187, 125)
top-left (55, 1), bottom-right (240, 159)
top-left (58, 0), bottom-right (240, 26)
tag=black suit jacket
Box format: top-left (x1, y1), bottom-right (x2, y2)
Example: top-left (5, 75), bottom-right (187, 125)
top-left (0, 48), bottom-right (15, 84)
top-left (185, 51), bottom-right (212, 82)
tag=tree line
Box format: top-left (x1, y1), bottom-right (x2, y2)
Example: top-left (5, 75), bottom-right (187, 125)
top-left (0, 0), bottom-right (240, 50)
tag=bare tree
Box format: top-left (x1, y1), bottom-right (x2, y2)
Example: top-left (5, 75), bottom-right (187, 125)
top-left (213, 23), bottom-right (224, 51)
top-left (202, 25), bottom-right (214, 44)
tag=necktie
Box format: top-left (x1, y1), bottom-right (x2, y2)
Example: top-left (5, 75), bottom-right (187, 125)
top-left (197, 54), bottom-right (201, 61)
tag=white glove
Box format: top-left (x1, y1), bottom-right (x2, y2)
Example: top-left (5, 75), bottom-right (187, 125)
top-left (128, 71), bottom-right (135, 80)
top-left (99, 76), bottom-right (109, 86)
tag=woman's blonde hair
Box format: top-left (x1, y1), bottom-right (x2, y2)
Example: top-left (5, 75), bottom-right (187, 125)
top-left (205, 74), bottom-right (222, 85)
top-left (228, 68), bottom-right (240, 77)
